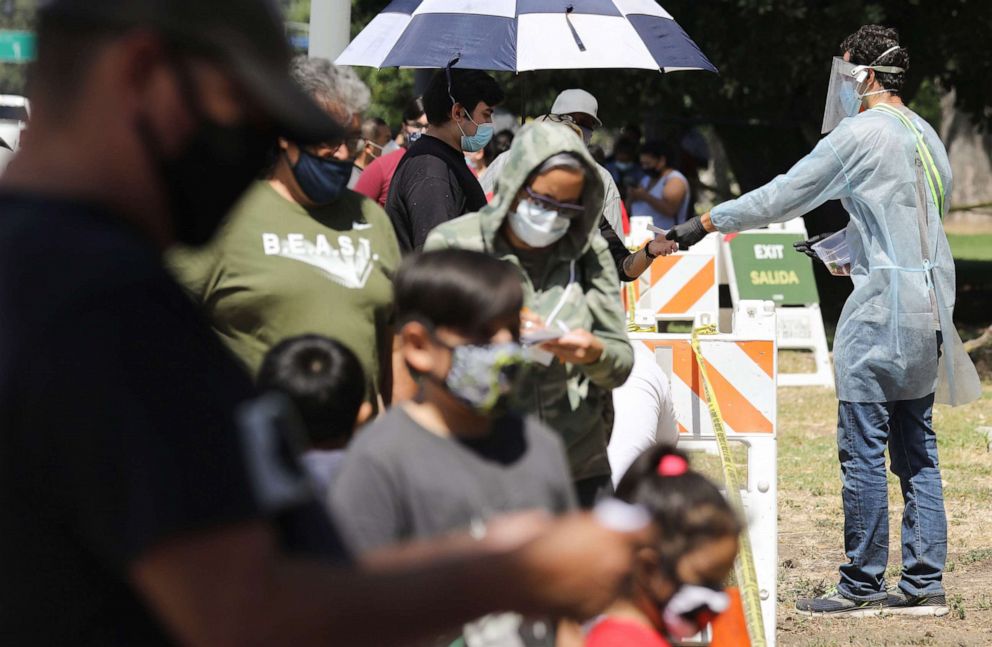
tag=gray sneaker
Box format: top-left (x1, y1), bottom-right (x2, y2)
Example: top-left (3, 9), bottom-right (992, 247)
top-left (885, 587), bottom-right (949, 617)
top-left (795, 586), bottom-right (888, 617)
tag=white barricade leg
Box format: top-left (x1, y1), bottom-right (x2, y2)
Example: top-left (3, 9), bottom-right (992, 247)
top-left (776, 305), bottom-right (834, 389)
top-left (676, 437), bottom-right (777, 647)
top-left (747, 435), bottom-right (777, 646)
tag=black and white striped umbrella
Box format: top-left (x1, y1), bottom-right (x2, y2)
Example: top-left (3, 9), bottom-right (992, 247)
top-left (335, 0), bottom-right (716, 73)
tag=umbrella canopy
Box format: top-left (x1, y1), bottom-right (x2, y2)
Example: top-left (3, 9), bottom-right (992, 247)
top-left (335, 0), bottom-right (716, 73)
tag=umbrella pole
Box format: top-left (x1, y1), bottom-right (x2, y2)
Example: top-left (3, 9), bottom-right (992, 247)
top-left (520, 72), bottom-right (526, 126)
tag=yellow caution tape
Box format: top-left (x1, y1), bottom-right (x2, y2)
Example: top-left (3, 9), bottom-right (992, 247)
top-left (691, 324), bottom-right (767, 647)
top-left (625, 280), bottom-right (656, 333)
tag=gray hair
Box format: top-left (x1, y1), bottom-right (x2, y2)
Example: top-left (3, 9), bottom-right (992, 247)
top-left (532, 152), bottom-right (594, 182)
top-left (290, 56), bottom-right (371, 116)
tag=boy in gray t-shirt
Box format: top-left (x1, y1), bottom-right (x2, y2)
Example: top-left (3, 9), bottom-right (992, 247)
top-left (330, 250), bottom-right (575, 646)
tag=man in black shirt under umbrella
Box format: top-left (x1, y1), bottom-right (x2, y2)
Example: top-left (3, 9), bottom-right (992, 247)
top-left (386, 65), bottom-right (504, 252)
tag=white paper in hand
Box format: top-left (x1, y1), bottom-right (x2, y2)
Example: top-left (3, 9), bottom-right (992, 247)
top-left (521, 328), bottom-right (563, 346)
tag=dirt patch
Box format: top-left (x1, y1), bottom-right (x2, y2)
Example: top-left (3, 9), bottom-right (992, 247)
top-left (776, 386), bottom-right (992, 646)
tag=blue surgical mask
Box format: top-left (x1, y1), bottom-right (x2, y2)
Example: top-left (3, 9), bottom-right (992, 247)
top-left (289, 149), bottom-right (352, 205)
top-left (615, 161), bottom-right (634, 172)
top-left (579, 125), bottom-right (593, 145)
top-left (839, 83), bottom-right (861, 118)
top-left (457, 112), bottom-right (494, 153)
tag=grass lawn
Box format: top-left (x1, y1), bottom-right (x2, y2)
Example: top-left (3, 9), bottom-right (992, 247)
top-left (775, 384), bottom-right (992, 646)
top-left (771, 232), bottom-right (992, 644)
top-left (947, 233), bottom-right (992, 261)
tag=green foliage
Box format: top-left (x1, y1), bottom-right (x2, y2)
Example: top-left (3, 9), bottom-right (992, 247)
top-left (281, 0), bottom-right (311, 24)
top-left (0, 0), bottom-right (34, 29)
top-left (354, 67), bottom-right (415, 126)
top-left (908, 78), bottom-right (943, 132)
top-left (947, 234), bottom-right (992, 261)
top-left (0, 0), bottom-right (35, 96)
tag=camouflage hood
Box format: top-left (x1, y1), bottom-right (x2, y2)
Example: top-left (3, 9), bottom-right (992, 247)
top-left (423, 122), bottom-right (631, 482)
top-left (481, 122), bottom-right (605, 260)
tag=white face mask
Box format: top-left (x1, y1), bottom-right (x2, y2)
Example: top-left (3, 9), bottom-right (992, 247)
top-left (508, 199), bottom-right (571, 248)
top-left (661, 584), bottom-right (730, 639)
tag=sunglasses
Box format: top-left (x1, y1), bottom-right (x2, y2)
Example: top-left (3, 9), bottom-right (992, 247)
top-left (311, 135), bottom-right (363, 156)
top-left (525, 186), bottom-right (585, 219)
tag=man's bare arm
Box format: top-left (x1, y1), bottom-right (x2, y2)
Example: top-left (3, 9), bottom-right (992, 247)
top-left (133, 514), bottom-right (648, 647)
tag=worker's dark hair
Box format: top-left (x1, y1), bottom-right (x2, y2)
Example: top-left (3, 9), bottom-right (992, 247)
top-left (257, 335), bottom-right (366, 447)
top-left (394, 249), bottom-right (523, 341)
top-left (423, 68), bottom-right (504, 126)
top-left (840, 25), bottom-right (909, 95)
top-left (402, 96), bottom-right (425, 123)
top-left (616, 445), bottom-right (742, 575)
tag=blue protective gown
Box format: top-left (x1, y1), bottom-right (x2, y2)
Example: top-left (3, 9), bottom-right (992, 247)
top-left (711, 106), bottom-right (981, 405)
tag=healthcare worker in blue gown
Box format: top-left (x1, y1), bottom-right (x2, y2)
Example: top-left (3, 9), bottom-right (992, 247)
top-left (667, 25), bottom-right (981, 618)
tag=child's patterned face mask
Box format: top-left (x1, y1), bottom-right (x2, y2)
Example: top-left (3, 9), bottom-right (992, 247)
top-left (442, 341), bottom-right (524, 415)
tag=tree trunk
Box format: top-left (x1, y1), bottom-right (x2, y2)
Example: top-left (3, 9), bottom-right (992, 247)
top-left (964, 325), bottom-right (992, 354)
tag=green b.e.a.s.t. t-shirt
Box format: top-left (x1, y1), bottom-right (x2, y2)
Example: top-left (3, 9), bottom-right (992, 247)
top-left (169, 181), bottom-right (401, 403)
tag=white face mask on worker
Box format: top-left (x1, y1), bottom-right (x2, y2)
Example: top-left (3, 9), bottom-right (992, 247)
top-left (507, 200), bottom-right (570, 248)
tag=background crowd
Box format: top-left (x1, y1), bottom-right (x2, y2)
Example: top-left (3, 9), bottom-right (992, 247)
top-left (0, 2), bottom-right (733, 646)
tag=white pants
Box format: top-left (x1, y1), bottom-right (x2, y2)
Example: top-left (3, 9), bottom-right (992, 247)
top-left (608, 342), bottom-right (678, 487)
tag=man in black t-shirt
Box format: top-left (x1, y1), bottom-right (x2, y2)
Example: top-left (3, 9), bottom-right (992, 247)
top-left (385, 67), bottom-right (504, 252)
top-left (0, 2), bottom-right (647, 645)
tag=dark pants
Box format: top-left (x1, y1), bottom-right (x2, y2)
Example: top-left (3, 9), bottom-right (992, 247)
top-left (835, 392), bottom-right (947, 601)
top-left (574, 475), bottom-right (613, 509)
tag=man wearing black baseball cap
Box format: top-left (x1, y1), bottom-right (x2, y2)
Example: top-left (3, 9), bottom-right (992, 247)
top-left (0, 2), bottom-right (648, 645)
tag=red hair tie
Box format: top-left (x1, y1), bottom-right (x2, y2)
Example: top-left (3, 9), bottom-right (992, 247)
top-left (658, 454), bottom-right (688, 477)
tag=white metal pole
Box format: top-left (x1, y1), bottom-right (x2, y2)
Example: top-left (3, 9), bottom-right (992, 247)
top-left (308, 0), bottom-right (351, 62)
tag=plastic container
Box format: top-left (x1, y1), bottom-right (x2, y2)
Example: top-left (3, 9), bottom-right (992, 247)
top-left (812, 229), bottom-right (851, 276)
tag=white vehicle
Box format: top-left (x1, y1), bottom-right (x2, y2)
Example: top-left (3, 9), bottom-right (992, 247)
top-left (0, 94), bottom-right (30, 174)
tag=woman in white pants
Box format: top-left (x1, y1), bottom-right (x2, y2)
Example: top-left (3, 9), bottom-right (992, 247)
top-left (608, 342), bottom-right (678, 486)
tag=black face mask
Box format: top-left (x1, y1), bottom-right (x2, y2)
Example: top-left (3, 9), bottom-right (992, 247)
top-left (288, 149), bottom-right (353, 206)
top-left (139, 61), bottom-right (275, 247)
top-left (642, 165), bottom-right (661, 178)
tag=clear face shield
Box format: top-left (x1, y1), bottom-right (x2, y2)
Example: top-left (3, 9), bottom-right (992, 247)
top-left (821, 45), bottom-right (904, 134)
top-left (822, 57), bottom-right (862, 134)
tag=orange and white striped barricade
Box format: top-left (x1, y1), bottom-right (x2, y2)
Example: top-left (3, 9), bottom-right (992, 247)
top-left (625, 222), bottom-right (721, 329)
top-left (629, 301), bottom-right (777, 646)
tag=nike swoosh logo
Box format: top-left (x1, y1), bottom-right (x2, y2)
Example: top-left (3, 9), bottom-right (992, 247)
top-left (353, 222), bottom-right (373, 230)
